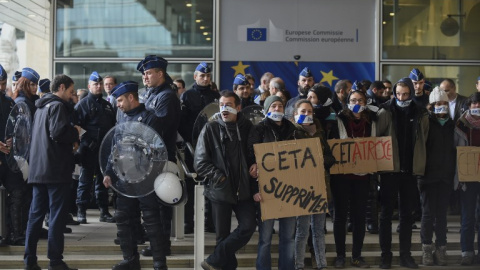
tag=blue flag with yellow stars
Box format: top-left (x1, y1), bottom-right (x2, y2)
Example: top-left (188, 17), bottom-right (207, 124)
top-left (220, 61), bottom-right (374, 97)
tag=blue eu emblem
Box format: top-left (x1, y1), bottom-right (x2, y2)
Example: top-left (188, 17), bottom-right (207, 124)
top-left (247, 28), bottom-right (267, 41)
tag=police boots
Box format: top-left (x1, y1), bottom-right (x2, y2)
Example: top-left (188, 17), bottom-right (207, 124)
top-left (99, 207), bottom-right (115, 223)
top-left (112, 254), bottom-right (140, 270)
top-left (77, 205), bottom-right (87, 224)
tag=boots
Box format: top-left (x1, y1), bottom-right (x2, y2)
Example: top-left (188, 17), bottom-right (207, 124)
top-left (112, 254), bottom-right (140, 270)
top-left (9, 191), bottom-right (26, 246)
top-left (99, 207), bottom-right (115, 223)
top-left (433, 245), bottom-right (447, 266)
top-left (422, 244), bottom-right (434, 266)
top-left (77, 205), bottom-right (87, 224)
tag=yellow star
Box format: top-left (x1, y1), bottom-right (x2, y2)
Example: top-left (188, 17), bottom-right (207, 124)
top-left (319, 70), bottom-right (339, 87)
top-left (231, 61), bottom-right (250, 77)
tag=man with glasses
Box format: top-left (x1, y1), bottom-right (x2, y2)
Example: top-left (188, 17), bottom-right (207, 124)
top-left (378, 77), bottom-right (429, 269)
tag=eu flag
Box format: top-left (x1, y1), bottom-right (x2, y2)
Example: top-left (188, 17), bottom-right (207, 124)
top-left (247, 28), bottom-right (267, 41)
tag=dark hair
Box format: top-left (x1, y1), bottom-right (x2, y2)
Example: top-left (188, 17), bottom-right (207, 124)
top-left (220, 90), bottom-right (241, 106)
top-left (360, 80), bottom-right (372, 90)
top-left (51, 74), bottom-right (74, 93)
top-left (294, 99), bottom-right (314, 112)
top-left (104, 75), bottom-right (117, 84)
top-left (369, 81), bottom-right (386, 90)
top-left (174, 79), bottom-right (185, 88)
top-left (245, 74), bottom-right (255, 84)
top-left (334, 79), bottom-right (351, 94)
top-left (12, 77), bottom-right (35, 100)
top-left (383, 79), bottom-right (392, 85)
top-left (277, 89), bottom-right (291, 102)
top-left (466, 92), bottom-right (480, 107)
top-left (125, 92), bottom-right (139, 101)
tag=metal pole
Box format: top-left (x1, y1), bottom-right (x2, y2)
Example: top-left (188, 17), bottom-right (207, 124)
top-left (193, 185), bottom-right (205, 270)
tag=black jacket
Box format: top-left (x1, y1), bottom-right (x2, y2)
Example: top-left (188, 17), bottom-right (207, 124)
top-left (75, 92), bottom-right (116, 152)
top-left (144, 82), bottom-right (181, 162)
top-left (15, 92), bottom-right (38, 120)
top-left (0, 93), bottom-right (15, 160)
top-left (194, 113), bottom-right (256, 204)
top-left (28, 93), bottom-right (79, 184)
top-left (179, 83), bottom-right (219, 144)
top-left (422, 114), bottom-right (456, 185)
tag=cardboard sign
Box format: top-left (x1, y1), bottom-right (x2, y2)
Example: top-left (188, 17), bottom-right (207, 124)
top-left (327, 136), bottom-right (393, 174)
top-left (457, 146), bottom-right (480, 182)
top-left (254, 137), bottom-right (327, 221)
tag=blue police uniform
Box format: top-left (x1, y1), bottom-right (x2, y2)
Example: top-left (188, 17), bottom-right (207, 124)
top-left (107, 81), bottom-right (169, 270)
top-left (177, 63), bottom-right (219, 232)
top-left (0, 65), bottom-right (26, 245)
top-left (74, 72), bottom-right (116, 223)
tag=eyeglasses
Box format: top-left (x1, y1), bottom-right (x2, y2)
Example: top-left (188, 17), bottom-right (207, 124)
top-left (349, 98), bottom-right (365, 104)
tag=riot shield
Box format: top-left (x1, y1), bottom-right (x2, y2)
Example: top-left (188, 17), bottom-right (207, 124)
top-left (191, 101), bottom-right (220, 147)
top-left (241, 105), bottom-right (265, 125)
top-left (99, 122), bottom-right (168, 198)
top-left (4, 103), bottom-right (32, 179)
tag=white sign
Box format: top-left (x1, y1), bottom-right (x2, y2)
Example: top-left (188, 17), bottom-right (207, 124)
top-left (220, 0), bottom-right (376, 62)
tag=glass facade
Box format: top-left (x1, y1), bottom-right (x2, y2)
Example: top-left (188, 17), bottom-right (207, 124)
top-left (381, 0), bottom-right (480, 97)
top-left (55, 62), bottom-right (202, 90)
top-left (56, 0), bottom-right (214, 58)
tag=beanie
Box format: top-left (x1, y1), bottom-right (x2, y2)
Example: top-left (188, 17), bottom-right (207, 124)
top-left (429, 86), bottom-right (449, 104)
top-left (264, 95), bottom-right (283, 112)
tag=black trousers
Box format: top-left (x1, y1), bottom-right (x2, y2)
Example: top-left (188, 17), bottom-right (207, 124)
top-left (379, 173), bottom-right (416, 257)
top-left (420, 181), bottom-right (450, 246)
top-left (330, 174), bottom-right (370, 258)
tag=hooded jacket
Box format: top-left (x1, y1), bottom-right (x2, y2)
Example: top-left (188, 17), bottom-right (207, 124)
top-left (28, 93), bottom-right (79, 184)
top-left (379, 78), bottom-right (429, 176)
top-left (194, 112), bottom-right (257, 204)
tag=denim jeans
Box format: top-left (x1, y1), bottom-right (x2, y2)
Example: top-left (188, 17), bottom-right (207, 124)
top-left (295, 214), bottom-right (326, 269)
top-left (207, 199), bottom-right (257, 270)
top-left (460, 182), bottom-right (480, 252)
top-left (256, 217), bottom-right (296, 270)
top-left (24, 183), bottom-right (70, 267)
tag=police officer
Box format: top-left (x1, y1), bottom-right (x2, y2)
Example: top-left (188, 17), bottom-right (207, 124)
top-left (103, 81), bottom-right (169, 270)
top-left (13, 67), bottom-right (40, 118)
top-left (75, 71), bottom-right (116, 223)
top-left (137, 55), bottom-right (180, 254)
top-left (285, 67), bottom-right (315, 118)
top-left (233, 74), bottom-right (255, 109)
top-left (11, 70), bottom-right (21, 94)
top-left (178, 62), bottom-right (219, 234)
top-left (0, 64), bottom-right (26, 246)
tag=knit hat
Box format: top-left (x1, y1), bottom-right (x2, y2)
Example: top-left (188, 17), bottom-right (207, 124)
top-left (309, 85), bottom-right (333, 106)
top-left (429, 86), bottom-right (449, 104)
top-left (263, 95), bottom-right (283, 112)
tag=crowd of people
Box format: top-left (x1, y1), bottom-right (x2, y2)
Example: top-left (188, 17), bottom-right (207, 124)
top-left (0, 59), bottom-right (479, 270)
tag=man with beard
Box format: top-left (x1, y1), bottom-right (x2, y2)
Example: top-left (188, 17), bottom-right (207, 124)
top-left (285, 67), bottom-right (315, 118)
top-left (233, 74), bottom-right (255, 109)
top-left (178, 62), bottom-right (219, 234)
top-left (194, 90), bottom-right (257, 270)
top-left (366, 81), bottom-right (388, 107)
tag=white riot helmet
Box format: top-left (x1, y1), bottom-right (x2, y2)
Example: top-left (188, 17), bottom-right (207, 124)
top-left (154, 172), bottom-right (187, 206)
top-left (162, 161), bottom-right (181, 177)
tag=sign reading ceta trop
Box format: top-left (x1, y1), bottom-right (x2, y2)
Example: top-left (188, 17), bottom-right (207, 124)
top-left (327, 136), bottom-right (394, 174)
top-left (254, 138), bottom-right (328, 221)
top-left (457, 146), bottom-right (480, 182)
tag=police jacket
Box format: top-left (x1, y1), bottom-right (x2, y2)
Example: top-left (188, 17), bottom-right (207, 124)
top-left (179, 83), bottom-right (219, 144)
top-left (75, 92), bottom-right (116, 152)
top-left (241, 97), bottom-right (256, 109)
top-left (15, 92), bottom-right (38, 120)
top-left (380, 99), bottom-right (429, 175)
top-left (0, 93), bottom-right (15, 144)
top-left (194, 112), bottom-right (257, 204)
top-left (104, 104), bottom-right (162, 178)
top-left (28, 93), bottom-right (79, 184)
top-left (144, 82), bottom-right (180, 162)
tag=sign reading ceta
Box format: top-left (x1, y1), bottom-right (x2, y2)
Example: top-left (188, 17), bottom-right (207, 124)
top-left (254, 138), bottom-right (328, 220)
